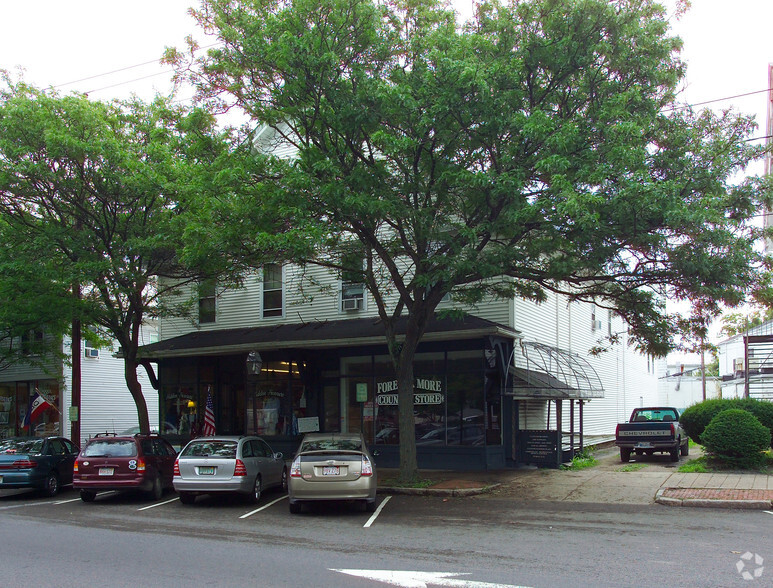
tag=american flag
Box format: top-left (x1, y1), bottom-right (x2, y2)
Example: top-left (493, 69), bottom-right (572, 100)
top-left (201, 390), bottom-right (216, 436)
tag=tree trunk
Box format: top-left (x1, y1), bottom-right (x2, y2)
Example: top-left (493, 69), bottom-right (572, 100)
top-left (396, 356), bottom-right (418, 483)
top-left (395, 317), bottom-right (426, 484)
top-left (124, 358), bottom-right (150, 434)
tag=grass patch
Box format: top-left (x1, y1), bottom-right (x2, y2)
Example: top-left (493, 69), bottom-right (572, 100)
top-left (678, 450), bottom-right (773, 474)
top-left (678, 457), bottom-right (711, 473)
top-left (379, 476), bottom-right (437, 489)
top-left (618, 463), bottom-right (648, 472)
top-left (560, 447), bottom-right (598, 471)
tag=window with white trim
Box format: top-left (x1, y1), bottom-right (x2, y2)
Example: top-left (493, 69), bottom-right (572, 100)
top-left (262, 264), bottom-right (284, 318)
top-left (198, 280), bottom-right (216, 324)
top-left (340, 251), bottom-right (365, 312)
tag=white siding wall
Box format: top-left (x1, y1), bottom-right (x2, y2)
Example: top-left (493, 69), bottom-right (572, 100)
top-left (160, 265), bottom-right (515, 337)
top-left (514, 293), bottom-right (661, 439)
top-left (61, 332), bottom-right (159, 447)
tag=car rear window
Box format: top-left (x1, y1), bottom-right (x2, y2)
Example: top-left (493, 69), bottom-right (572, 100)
top-left (180, 440), bottom-right (237, 459)
top-left (0, 439), bottom-right (43, 454)
top-left (300, 438), bottom-right (362, 452)
top-left (82, 440), bottom-right (137, 457)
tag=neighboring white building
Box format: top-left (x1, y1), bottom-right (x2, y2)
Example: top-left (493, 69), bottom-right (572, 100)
top-left (0, 329), bottom-right (159, 447)
top-left (717, 320), bottom-right (773, 401)
top-left (658, 362), bottom-right (721, 411)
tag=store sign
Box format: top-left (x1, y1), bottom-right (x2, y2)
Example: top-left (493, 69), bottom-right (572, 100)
top-left (376, 378), bottom-right (443, 406)
top-left (376, 393), bottom-right (443, 406)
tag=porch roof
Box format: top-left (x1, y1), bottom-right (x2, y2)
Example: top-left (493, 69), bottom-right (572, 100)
top-left (137, 314), bottom-right (520, 359)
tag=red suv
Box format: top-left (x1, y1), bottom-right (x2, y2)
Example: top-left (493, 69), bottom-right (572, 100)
top-left (73, 433), bottom-right (177, 502)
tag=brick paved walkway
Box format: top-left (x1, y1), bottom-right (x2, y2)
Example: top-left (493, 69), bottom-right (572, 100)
top-left (661, 488), bottom-right (773, 501)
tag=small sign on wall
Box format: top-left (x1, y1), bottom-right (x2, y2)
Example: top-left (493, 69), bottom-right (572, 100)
top-left (356, 383), bottom-right (368, 402)
top-left (297, 416), bottom-right (319, 433)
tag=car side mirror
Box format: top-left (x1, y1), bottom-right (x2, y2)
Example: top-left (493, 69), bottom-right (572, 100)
top-left (274, 452), bottom-right (283, 460)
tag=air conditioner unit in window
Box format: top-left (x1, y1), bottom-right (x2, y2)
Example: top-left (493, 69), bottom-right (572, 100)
top-left (592, 319), bottom-right (603, 331)
top-left (85, 348), bottom-right (99, 358)
top-left (342, 297), bottom-right (363, 311)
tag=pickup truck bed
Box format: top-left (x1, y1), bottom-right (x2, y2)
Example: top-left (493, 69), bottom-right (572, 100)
top-left (615, 407), bottom-right (689, 462)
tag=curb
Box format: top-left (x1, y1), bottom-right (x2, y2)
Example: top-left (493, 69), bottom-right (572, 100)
top-left (378, 483), bottom-right (500, 497)
top-left (655, 488), bottom-right (773, 510)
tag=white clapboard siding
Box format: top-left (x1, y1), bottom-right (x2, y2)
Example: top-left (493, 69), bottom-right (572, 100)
top-left (62, 333), bottom-right (159, 447)
top-left (514, 293), bottom-right (662, 438)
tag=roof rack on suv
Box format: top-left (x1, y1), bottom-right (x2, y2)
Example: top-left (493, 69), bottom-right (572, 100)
top-left (94, 432), bottom-right (118, 438)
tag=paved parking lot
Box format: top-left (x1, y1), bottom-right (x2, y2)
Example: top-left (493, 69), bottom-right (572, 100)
top-left (0, 486), bottom-right (394, 530)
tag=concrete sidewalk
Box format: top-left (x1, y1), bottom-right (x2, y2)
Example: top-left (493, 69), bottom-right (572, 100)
top-left (379, 462), bottom-right (773, 509)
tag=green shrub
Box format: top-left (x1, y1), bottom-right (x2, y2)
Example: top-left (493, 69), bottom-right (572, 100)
top-left (679, 399), bottom-right (773, 447)
top-left (700, 409), bottom-right (771, 469)
top-left (679, 399), bottom-right (728, 444)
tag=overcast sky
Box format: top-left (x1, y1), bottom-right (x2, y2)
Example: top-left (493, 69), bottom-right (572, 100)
top-left (1, 0), bottom-right (771, 352)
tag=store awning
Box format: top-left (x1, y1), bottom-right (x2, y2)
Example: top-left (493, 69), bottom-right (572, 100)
top-left (137, 314), bottom-right (520, 360)
top-left (505, 341), bottom-right (604, 400)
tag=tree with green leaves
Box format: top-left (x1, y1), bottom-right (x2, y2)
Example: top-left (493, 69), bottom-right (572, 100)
top-left (0, 219), bottom-right (73, 372)
top-left (171, 0), bottom-right (771, 481)
top-left (0, 75), bottom-right (241, 434)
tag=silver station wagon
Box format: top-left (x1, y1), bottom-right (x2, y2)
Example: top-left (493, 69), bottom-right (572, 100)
top-left (288, 432), bottom-right (377, 514)
top-left (173, 436), bottom-right (286, 505)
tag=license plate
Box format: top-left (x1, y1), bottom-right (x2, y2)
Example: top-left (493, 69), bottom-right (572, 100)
top-left (198, 466), bottom-right (215, 475)
top-left (635, 442), bottom-right (653, 449)
top-left (322, 466), bottom-right (340, 476)
top-left (98, 468), bottom-right (114, 476)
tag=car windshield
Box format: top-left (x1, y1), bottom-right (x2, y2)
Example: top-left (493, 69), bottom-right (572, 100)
top-left (632, 409), bottom-right (679, 422)
top-left (0, 439), bottom-right (43, 454)
top-left (300, 438), bottom-right (362, 452)
top-left (82, 440), bottom-right (137, 457)
top-left (180, 440), bottom-right (237, 459)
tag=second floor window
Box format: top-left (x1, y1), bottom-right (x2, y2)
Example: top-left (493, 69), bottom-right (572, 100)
top-left (198, 280), bottom-right (216, 324)
top-left (341, 250), bottom-right (365, 312)
top-left (263, 264), bottom-right (283, 318)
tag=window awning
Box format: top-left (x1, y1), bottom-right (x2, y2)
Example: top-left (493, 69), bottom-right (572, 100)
top-left (505, 341), bottom-right (604, 400)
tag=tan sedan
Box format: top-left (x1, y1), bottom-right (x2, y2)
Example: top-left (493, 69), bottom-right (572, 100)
top-left (288, 432), bottom-right (377, 514)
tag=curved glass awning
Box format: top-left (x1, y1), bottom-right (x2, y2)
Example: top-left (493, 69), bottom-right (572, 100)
top-left (506, 341), bottom-right (605, 400)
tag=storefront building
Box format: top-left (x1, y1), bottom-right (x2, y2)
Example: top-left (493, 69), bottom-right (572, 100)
top-left (139, 313), bottom-right (608, 470)
top-left (139, 315), bottom-right (523, 469)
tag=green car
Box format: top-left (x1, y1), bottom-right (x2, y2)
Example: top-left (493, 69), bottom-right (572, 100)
top-left (0, 436), bottom-right (79, 497)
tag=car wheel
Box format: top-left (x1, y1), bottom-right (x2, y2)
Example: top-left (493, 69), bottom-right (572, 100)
top-left (178, 492), bottom-right (196, 505)
top-left (281, 468), bottom-right (288, 493)
top-left (250, 475), bottom-right (262, 504)
top-left (620, 448), bottom-right (632, 462)
top-left (80, 490), bottom-right (97, 502)
top-left (148, 474), bottom-right (163, 501)
top-left (289, 500), bottom-right (301, 514)
top-left (364, 499), bottom-right (377, 513)
top-left (681, 441), bottom-right (689, 456)
top-left (670, 445), bottom-right (680, 462)
top-left (41, 472), bottom-right (59, 497)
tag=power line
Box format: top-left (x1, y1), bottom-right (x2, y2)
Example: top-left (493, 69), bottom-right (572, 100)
top-left (52, 42), bottom-right (223, 94)
top-left (48, 43), bottom-right (771, 112)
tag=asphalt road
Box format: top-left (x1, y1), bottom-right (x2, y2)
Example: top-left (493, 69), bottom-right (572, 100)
top-left (2, 479), bottom-right (772, 588)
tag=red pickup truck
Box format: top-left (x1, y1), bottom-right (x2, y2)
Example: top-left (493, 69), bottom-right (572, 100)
top-left (615, 407), bottom-right (689, 462)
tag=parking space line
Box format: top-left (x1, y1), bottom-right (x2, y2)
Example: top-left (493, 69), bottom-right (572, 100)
top-left (239, 495), bottom-right (288, 519)
top-left (137, 497), bottom-right (180, 511)
top-left (54, 497), bottom-right (83, 504)
top-left (363, 495), bottom-right (391, 528)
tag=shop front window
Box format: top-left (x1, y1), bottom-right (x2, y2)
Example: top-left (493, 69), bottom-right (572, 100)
top-left (445, 351), bottom-right (485, 446)
top-left (246, 360), bottom-right (306, 437)
top-left (21, 381), bottom-right (60, 437)
top-left (0, 384), bottom-right (14, 439)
